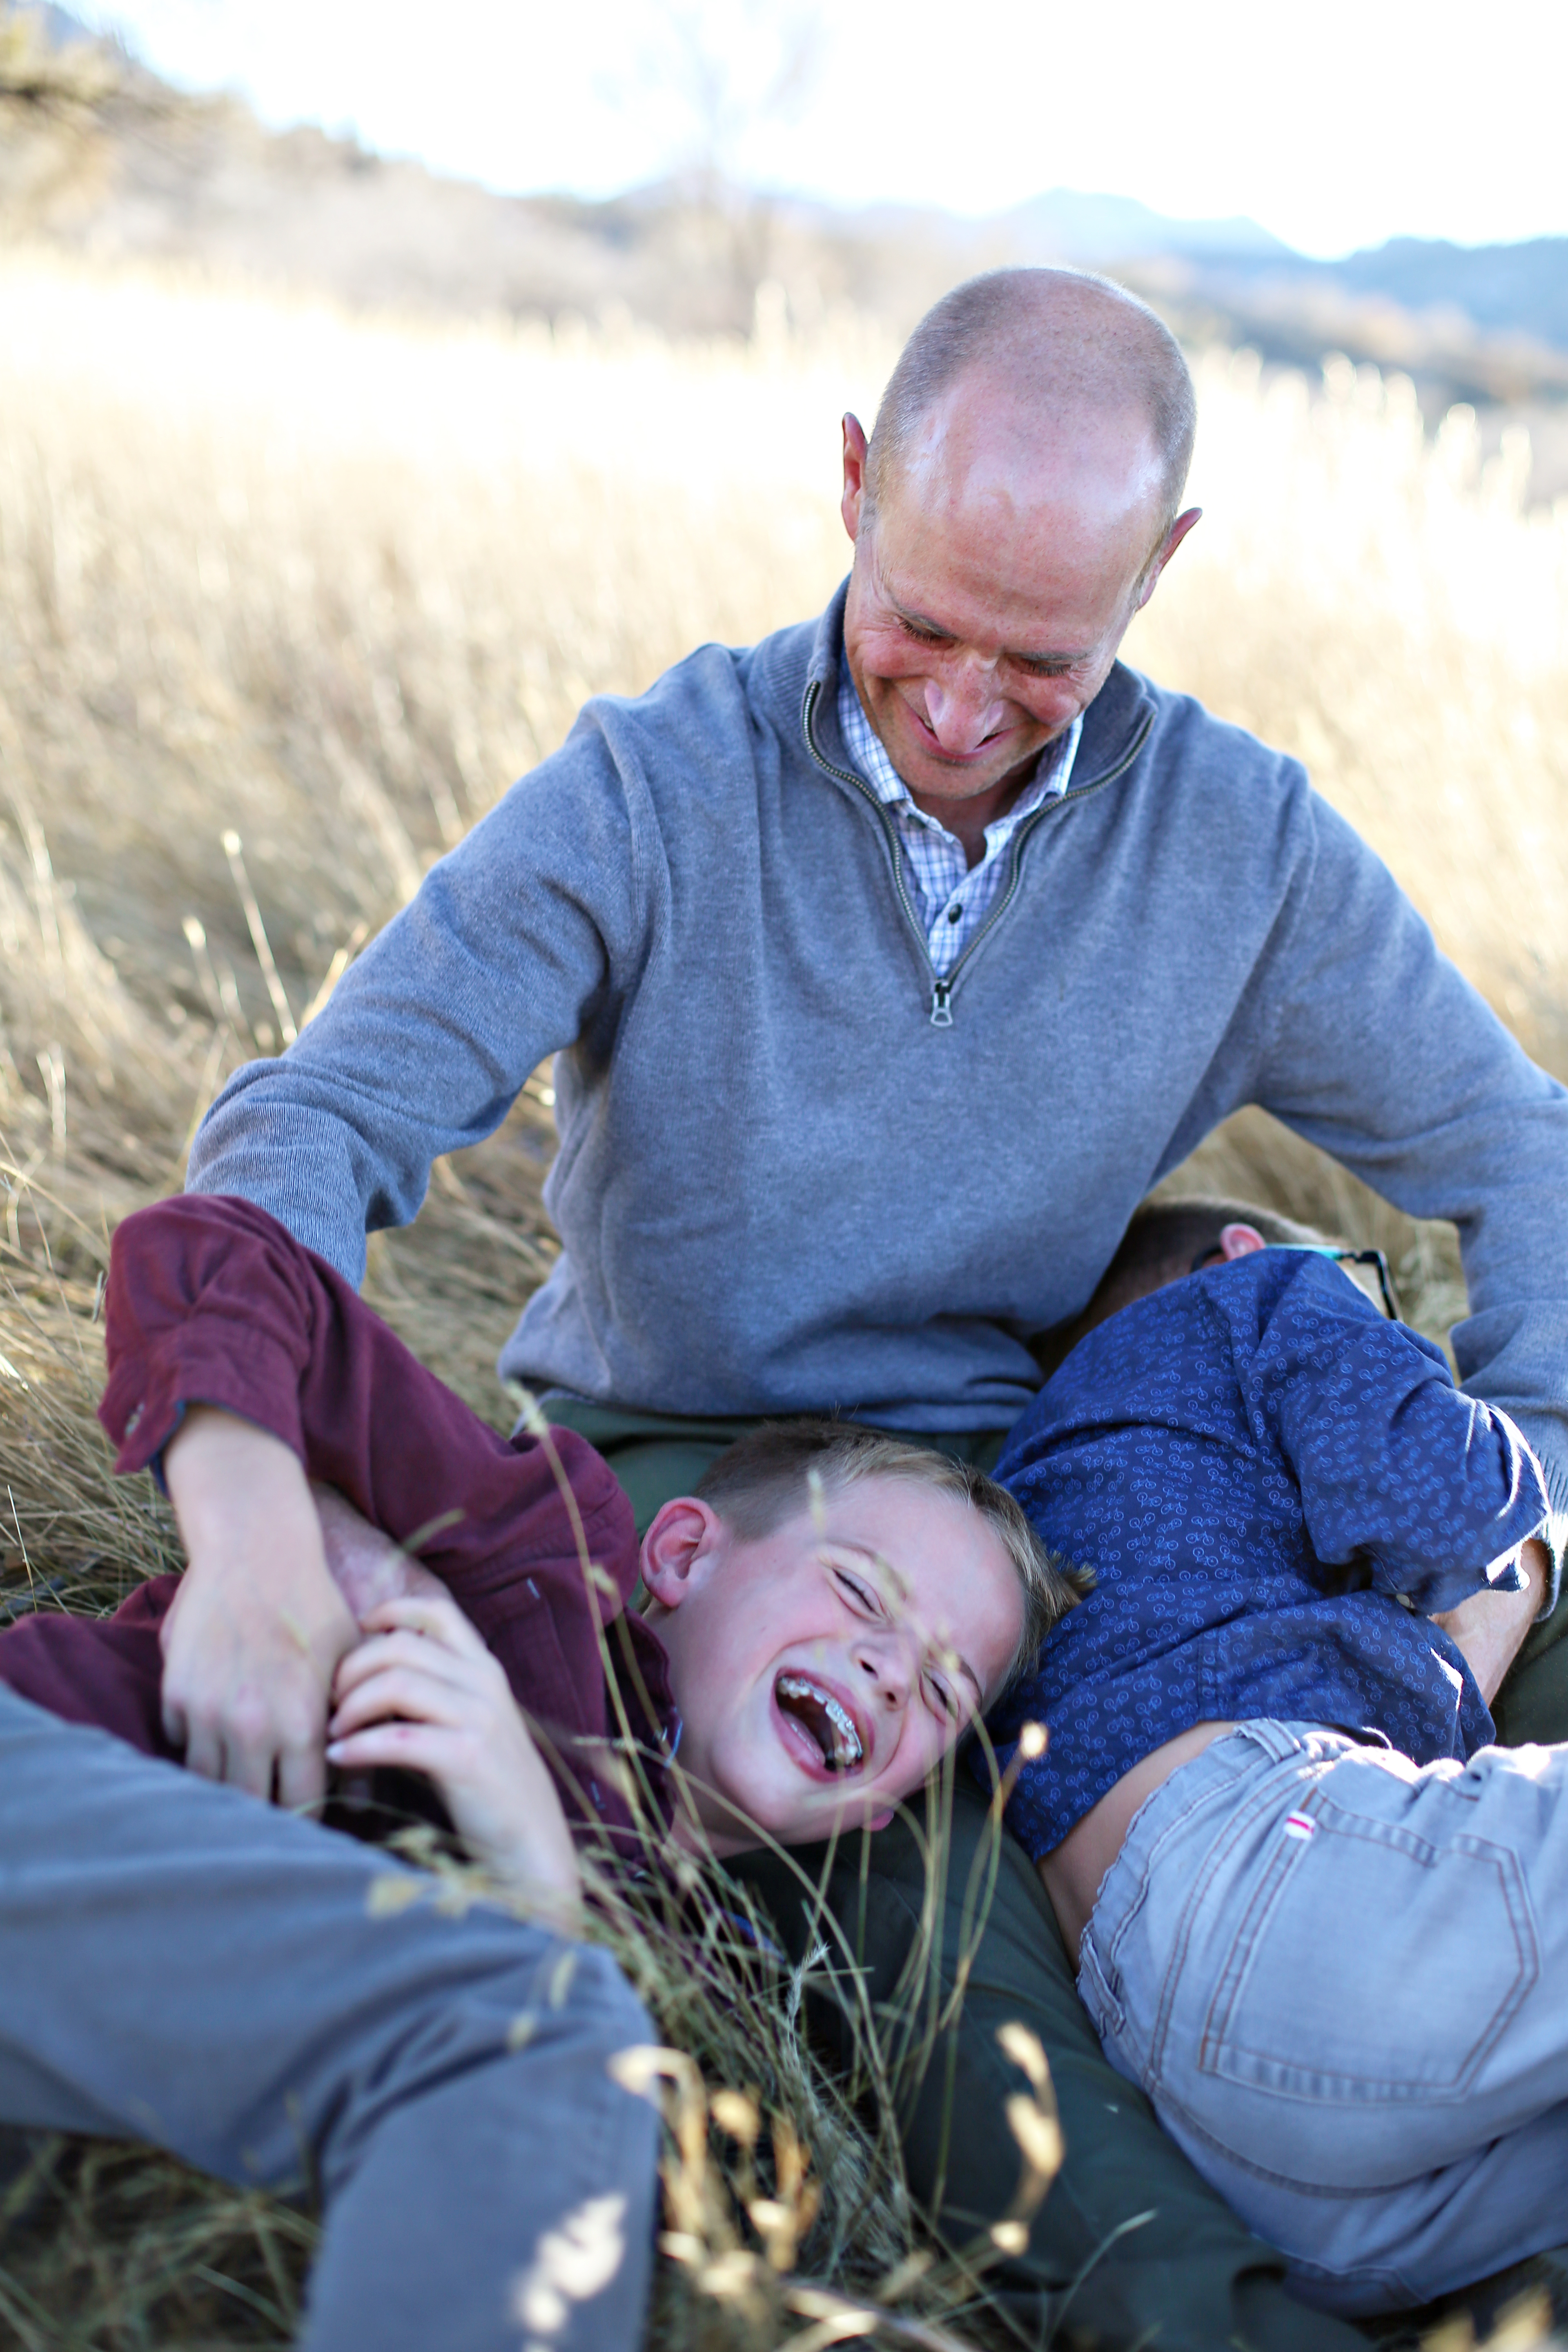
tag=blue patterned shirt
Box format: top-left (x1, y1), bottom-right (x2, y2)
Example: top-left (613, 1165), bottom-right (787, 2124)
top-left (989, 1250), bottom-right (1548, 1861)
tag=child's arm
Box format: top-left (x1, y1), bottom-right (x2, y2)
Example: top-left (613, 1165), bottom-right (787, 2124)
top-left (326, 1593), bottom-right (581, 1917)
top-left (103, 1194), bottom-right (643, 1814)
top-left (1430, 1537), bottom-right (1549, 1704)
top-left (1252, 1256), bottom-right (1552, 1615)
top-left (161, 1420), bottom-right (445, 1802)
top-left (160, 1405), bottom-right (358, 1805)
top-left (312, 1483), bottom-right (447, 1619)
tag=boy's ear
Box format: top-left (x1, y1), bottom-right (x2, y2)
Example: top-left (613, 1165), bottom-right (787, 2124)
top-left (1218, 1223), bottom-right (1267, 1261)
top-left (639, 1497), bottom-right (725, 1616)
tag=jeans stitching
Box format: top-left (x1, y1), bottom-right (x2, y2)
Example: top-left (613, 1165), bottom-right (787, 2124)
top-left (1192, 1790), bottom-right (1540, 2102)
top-left (1143, 1766), bottom-right (1324, 2086)
top-left (1198, 1780), bottom-right (1326, 2077)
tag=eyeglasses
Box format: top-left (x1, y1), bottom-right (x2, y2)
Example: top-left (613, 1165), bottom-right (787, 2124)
top-left (1191, 1243), bottom-right (1402, 1322)
top-left (1306, 1246), bottom-right (1402, 1323)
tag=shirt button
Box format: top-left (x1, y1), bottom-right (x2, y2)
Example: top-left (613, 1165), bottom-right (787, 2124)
top-left (947, 904), bottom-right (962, 922)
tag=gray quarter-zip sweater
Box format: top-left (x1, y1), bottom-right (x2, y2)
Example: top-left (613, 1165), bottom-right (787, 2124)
top-left (188, 582), bottom-right (1568, 1512)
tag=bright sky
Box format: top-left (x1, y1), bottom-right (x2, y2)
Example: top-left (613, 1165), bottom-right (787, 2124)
top-left (87, 0), bottom-right (1568, 260)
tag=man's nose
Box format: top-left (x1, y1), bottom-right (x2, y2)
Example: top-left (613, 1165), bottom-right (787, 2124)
top-left (921, 660), bottom-right (1007, 753)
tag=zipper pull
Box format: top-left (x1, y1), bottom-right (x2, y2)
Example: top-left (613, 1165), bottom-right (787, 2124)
top-left (930, 979), bottom-right (953, 1028)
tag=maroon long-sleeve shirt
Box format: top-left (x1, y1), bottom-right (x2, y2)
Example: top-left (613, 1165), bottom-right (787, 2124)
top-left (0, 1195), bottom-right (676, 1848)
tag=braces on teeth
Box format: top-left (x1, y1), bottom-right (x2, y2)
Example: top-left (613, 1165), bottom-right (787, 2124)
top-left (777, 1673), bottom-right (864, 1768)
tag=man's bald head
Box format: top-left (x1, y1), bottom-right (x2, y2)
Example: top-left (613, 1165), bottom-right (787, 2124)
top-left (837, 267), bottom-right (1201, 838)
top-left (866, 268), bottom-right (1196, 552)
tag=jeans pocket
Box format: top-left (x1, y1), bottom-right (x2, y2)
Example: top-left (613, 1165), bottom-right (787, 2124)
top-left (1192, 1799), bottom-right (1538, 2105)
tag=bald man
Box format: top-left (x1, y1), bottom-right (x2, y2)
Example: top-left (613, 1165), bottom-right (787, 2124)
top-left (178, 268), bottom-right (1568, 2348)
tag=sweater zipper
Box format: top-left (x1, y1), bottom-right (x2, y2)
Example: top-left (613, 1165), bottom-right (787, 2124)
top-left (800, 678), bottom-right (946, 1016)
top-left (801, 676), bottom-right (1154, 1027)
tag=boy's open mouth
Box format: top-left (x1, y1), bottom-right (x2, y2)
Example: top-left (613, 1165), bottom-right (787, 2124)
top-left (775, 1673), bottom-right (865, 1774)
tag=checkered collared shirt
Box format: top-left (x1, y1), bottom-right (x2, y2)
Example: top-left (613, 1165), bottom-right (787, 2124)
top-left (837, 669), bottom-right (1082, 979)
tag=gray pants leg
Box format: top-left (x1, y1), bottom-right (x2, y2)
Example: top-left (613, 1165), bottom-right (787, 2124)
top-left (0, 1687), bottom-right (659, 2352)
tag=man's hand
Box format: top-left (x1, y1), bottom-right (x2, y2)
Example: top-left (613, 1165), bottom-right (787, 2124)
top-left (1430, 1537), bottom-right (1550, 1708)
top-left (326, 1594), bottom-right (582, 1918)
top-left (160, 1406), bottom-right (359, 1807)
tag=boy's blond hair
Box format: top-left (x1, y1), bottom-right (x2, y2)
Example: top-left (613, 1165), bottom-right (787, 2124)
top-left (694, 1420), bottom-right (1084, 1695)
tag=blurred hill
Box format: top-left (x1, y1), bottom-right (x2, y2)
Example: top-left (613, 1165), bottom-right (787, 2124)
top-left (4, 2), bottom-right (1566, 494)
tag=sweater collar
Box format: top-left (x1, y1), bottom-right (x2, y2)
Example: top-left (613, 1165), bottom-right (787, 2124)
top-left (802, 573), bottom-right (1157, 795)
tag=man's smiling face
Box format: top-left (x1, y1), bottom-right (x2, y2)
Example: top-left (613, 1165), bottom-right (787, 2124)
top-left (839, 374), bottom-right (1194, 829)
top-left (639, 1477), bottom-right (1024, 1855)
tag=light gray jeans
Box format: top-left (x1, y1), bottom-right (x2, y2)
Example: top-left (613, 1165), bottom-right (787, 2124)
top-left (1078, 1718), bottom-right (1568, 2317)
top-left (0, 1686), bottom-right (659, 2352)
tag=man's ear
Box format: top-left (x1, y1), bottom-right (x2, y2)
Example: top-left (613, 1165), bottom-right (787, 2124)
top-left (1218, 1222), bottom-right (1267, 1261)
top-left (639, 1497), bottom-right (725, 1619)
top-left (840, 412), bottom-right (870, 546)
top-left (1134, 505), bottom-right (1202, 611)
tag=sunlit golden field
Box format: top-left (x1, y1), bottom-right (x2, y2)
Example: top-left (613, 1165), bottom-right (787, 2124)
top-left (2, 247), bottom-right (1567, 2346)
top-left (3, 248), bottom-right (1567, 1348)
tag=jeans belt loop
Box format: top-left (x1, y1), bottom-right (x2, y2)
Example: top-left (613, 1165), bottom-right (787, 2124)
top-left (1234, 1718), bottom-right (1304, 1766)
top-left (1076, 1931), bottom-right (1124, 2038)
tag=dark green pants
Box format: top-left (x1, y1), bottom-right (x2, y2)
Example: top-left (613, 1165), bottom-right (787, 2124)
top-left (1488, 1575), bottom-right (1568, 1746)
top-left (552, 1401), bottom-right (1568, 2346)
top-left (728, 1783), bottom-right (1365, 2352)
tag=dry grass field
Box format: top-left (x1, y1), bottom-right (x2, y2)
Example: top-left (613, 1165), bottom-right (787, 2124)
top-left (1, 246), bottom-right (1566, 2348)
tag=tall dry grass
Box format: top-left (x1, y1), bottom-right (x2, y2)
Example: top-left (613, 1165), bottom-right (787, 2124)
top-left (1, 245), bottom-right (1566, 2349)
top-left (1126, 350), bottom-right (1568, 1074)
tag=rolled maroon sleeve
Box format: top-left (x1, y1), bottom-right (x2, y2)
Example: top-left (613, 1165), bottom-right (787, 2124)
top-left (100, 1196), bottom-right (655, 1749)
top-left (0, 1576), bottom-right (180, 1757)
top-left (101, 1198), bottom-right (319, 1474)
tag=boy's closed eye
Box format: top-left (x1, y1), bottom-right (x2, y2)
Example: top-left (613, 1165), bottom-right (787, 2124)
top-left (824, 1556), bottom-right (886, 1618)
top-left (820, 1541), bottom-right (906, 1614)
top-left (820, 1544), bottom-right (971, 1724)
top-left (924, 1657), bottom-right (963, 1723)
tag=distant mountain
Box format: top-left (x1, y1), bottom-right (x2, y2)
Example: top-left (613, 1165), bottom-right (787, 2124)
top-left (1312, 236), bottom-right (1568, 352)
top-left (806, 187), bottom-right (1290, 267)
top-left (1119, 230), bottom-right (1568, 423)
top-left (1151, 227), bottom-right (1568, 356)
top-left (1001, 188), bottom-right (1293, 265)
top-left (3, 0), bottom-right (1566, 427)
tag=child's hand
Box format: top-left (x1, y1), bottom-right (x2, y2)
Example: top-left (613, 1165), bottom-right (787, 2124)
top-left (325, 1595), bottom-right (582, 1916)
